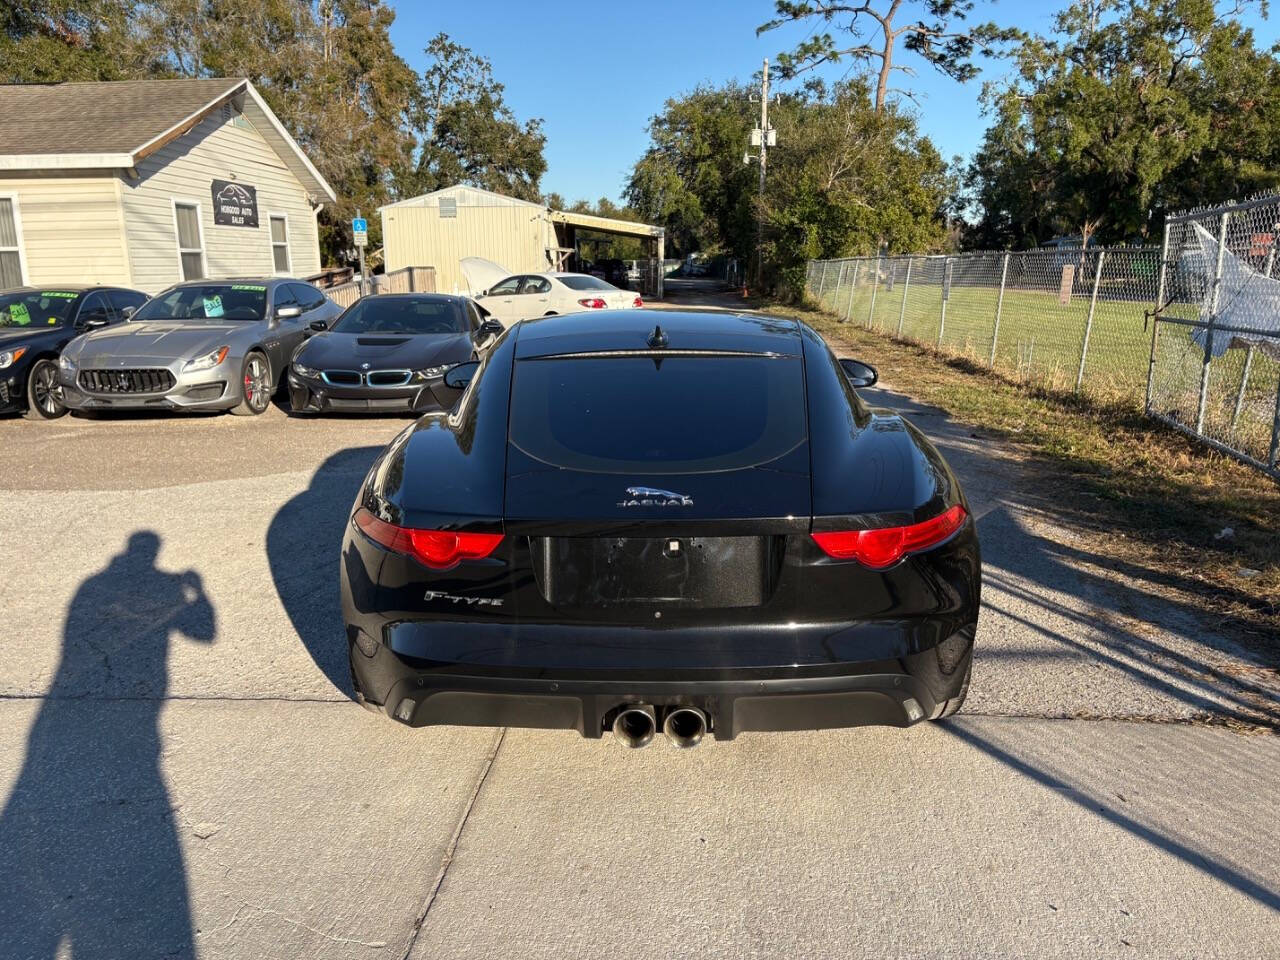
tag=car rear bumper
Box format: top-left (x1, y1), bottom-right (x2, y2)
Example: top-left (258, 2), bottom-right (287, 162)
top-left (347, 624), bottom-right (974, 740)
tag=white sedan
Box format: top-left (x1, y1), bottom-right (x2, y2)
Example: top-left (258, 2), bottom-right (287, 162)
top-left (471, 271), bottom-right (642, 326)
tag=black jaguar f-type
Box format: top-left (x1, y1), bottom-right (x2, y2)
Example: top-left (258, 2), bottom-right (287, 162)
top-left (340, 310), bottom-right (980, 745)
top-left (287, 293), bottom-right (503, 414)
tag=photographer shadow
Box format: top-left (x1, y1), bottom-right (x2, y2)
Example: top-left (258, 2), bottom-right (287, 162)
top-left (0, 531), bottom-right (215, 959)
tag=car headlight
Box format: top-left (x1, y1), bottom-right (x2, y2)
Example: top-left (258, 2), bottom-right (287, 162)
top-left (183, 346), bottom-right (230, 372)
top-left (58, 352), bottom-right (76, 372)
top-left (0, 347), bottom-right (27, 370)
top-left (292, 362), bottom-right (318, 379)
top-left (415, 363), bottom-right (456, 380)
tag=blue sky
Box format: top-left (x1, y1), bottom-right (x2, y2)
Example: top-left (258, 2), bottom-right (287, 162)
top-left (388, 1), bottom-right (1279, 205)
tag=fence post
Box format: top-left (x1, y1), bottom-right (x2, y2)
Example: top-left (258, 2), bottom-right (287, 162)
top-left (866, 256), bottom-right (880, 329)
top-left (1269, 380), bottom-right (1280, 469)
top-left (1075, 250), bottom-right (1106, 392)
top-left (1196, 212), bottom-right (1230, 435)
top-left (898, 257), bottom-right (912, 336)
top-left (937, 258), bottom-right (950, 347)
top-left (1230, 347), bottom-right (1254, 433)
top-left (989, 252), bottom-right (1010, 367)
top-left (1146, 226), bottom-right (1173, 414)
top-left (816, 260), bottom-right (830, 305)
top-left (844, 259), bottom-right (859, 322)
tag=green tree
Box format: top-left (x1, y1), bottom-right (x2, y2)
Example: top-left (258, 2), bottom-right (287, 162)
top-left (963, 0), bottom-right (1280, 248)
top-left (407, 33), bottom-right (546, 201)
top-left (758, 1), bottom-right (1020, 110)
top-left (627, 77), bottom-right (949, 296)
top-left (0, 0), bottom-right (140, 81)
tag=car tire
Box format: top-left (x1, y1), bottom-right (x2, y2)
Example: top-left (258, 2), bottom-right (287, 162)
top-left (929, 659), bottom-right (971, 720)
top-left (231, 351), bottom-right (271, 416)
top-left (24, 358), bottom-right (68, 420)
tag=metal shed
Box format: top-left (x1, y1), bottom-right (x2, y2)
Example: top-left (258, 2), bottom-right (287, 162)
top-left (379, 185), bottom-right (665, 297)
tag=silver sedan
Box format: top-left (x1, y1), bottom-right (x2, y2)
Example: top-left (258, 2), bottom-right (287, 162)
top-left (58, 278), bottom-right (341, 416)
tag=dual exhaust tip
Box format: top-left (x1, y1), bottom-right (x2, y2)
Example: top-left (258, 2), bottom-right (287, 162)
top-left (612, 704), bottom-right (707, 749)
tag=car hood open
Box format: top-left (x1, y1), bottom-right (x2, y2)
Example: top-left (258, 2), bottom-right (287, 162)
top-left (459, 257), bottom-right (512, 297)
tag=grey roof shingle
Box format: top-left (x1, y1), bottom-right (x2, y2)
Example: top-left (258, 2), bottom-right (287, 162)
top-left (0, 78), bottom-right (245, 157)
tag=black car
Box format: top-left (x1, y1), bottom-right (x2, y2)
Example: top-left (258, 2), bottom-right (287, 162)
top-left (340, 310), bottom-right (980, 746)
top-left (287, 293), bottom-right (503, 414)
top-left (0, 285), bottom-right (148, 419)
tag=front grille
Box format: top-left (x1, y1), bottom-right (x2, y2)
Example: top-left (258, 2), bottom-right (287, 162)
top-left (79, 368), bottom-right (175, 394)
top-left (366, 370), bottom-right (411, 387)
top-left (321, 370), bottom-right (362, 386)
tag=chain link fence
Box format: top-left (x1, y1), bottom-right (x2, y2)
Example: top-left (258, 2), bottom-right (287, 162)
top-left (1150, 196), bottom-right (1280, 479)
top-left (807, 223), bottom-right (1280, 480)
top-left (806, 245), bottom-right (1161, 403)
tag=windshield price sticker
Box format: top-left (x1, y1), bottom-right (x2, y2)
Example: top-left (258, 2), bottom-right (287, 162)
top-left (202, 295), bottom-right (225, 318)
top-left (41, 292), bottom-right (77, 299)
top-left (9, 303), bottom-right (31, 326)
top-left (231, 284), bottom-right (267, 292)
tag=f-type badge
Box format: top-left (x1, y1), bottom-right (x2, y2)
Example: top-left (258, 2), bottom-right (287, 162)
top-left (618, 486), bottom-right (693, 507)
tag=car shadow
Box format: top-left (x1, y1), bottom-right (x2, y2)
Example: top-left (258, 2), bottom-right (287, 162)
top-left (0, 532), bottom-right (215, 958)
top-left (266, 445), bottom-right (384, 698)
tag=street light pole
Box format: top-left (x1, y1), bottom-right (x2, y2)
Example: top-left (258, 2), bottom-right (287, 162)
top-left (757, 59), bottom-right (769, 289)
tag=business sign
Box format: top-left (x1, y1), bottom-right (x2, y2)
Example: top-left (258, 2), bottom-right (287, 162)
top-left (352, 217), bottom-right (368, 247)
top-left (211, 179), bottom-right (258, 228)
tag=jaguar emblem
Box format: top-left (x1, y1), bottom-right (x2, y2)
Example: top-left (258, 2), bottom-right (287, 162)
top-left (618, 486), bottom-right (693, 507)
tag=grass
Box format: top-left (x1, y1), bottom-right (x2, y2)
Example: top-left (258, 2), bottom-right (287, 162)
top-left (812, 268), bottom-right (1280, 468)
top-left (768, 297), bottom-right (1280, 650)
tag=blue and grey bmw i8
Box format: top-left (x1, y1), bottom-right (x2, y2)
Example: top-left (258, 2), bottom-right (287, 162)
top-left (340, 309), bottom-right (980, 746)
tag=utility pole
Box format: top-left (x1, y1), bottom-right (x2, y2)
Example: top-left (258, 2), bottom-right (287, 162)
top-left (744, 59), bottom-right (777, 290)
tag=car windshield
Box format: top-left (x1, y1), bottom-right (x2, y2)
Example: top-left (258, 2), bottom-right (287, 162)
top-left (0, 291), bottom-right (81, 328)
top-left (557, 275), bottom-right (617, 291)
top-left (133, 284), bottom-right (267, 322)
top-left (332, 297), bottom-right (467, 335)
top-left (509, 355), bottom-right (807, 473)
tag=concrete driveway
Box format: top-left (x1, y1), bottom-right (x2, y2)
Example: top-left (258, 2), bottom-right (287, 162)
top-left (1, 384), bottom-right (1277, 958)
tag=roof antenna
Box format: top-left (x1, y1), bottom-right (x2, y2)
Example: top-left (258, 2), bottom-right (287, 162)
top-left (647, 324), bottom-right (668, 348)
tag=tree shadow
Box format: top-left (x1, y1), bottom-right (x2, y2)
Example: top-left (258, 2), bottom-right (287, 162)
top-left (0, 531), bottom-right (215, 959)
top-left (266, 445), bottom-right (383, 698)
top-left (865, 384), bottom-right (1280, 727)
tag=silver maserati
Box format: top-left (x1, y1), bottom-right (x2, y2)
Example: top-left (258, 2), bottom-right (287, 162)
top-left (58, 278), bottom-right (341, 415)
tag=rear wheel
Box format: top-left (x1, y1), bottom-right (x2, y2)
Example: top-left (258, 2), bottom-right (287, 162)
top-left (24, 358), bottom-right (67, 420)
top-left (231, 351), bottom-right (271, 416)
top-left (929, 659), bottom-right (971, 720)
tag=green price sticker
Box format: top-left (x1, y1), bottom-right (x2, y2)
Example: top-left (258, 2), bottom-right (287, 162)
top-left (231, 284), bottom-right (267, 291)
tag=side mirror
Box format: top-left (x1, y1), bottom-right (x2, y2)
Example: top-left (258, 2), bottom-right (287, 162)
top-left (478, 318), bottom-right (503, 338)
top-left (276, 305), bottom-right (303, 319)
top-left (309, 319), bottom-right (329, 332)
top-left (839, 358), bottom-right (878, 388)
top-left (443, 360), bottom-right (480, 390)
top-left (121, 306), bottom-right (137, 320)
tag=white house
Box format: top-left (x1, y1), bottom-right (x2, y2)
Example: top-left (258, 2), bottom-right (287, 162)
top-left (0, 78), bottom-right (336, 293)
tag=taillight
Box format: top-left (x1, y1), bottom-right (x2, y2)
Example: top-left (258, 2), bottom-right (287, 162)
top-left (578, 298), bottom-right (607, 309)
top-left (811, 505), bottom-right (967, 569)
top-left (633, 296), bottom-right (644, 307)
top-left (354, 507), bottom-right (503, 570)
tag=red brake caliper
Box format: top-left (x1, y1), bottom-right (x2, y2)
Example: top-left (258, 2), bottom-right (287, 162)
top-left (245, 372), bottom-right (253, 400)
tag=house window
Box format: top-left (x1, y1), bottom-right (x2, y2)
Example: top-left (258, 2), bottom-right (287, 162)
top-left (270, 214), bottom-right (290, 273)
top-left (173, 201), bottom-right (205, 280)
top-left (0, 196), bottom-right (25, 288)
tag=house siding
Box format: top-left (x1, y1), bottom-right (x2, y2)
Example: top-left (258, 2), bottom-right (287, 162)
top-left (120, 111), bottom-right (321, 293)
top-left (0, 173), bottom-right (130, 286)
top-left (381, 190), bottom-right (552, 294)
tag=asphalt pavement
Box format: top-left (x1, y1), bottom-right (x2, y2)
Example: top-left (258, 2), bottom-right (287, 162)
top-left (1, 327), bottom-right (1277, 958)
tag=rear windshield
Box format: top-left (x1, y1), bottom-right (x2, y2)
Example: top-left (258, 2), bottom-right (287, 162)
top-left (333, 297), bottom-right (467, 335)
top-left (0, 291), bottom-right (80, 327)
top-left (509, 355), bottom-right (806, 473)
top-left (557, 275), bottom-right (616, 291)
top-left (133, 284), bottom-right (267, 322)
